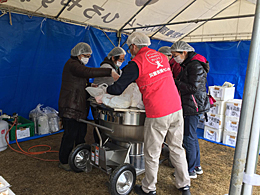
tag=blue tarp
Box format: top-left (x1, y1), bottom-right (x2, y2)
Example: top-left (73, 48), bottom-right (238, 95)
top-left (0, 11), bottom-right (248, 119)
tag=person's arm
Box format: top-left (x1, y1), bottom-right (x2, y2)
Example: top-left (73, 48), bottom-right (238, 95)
top-left (107, 61), bottom-right (139, 95)
top-left (70, 60), bottom-right (112, 78)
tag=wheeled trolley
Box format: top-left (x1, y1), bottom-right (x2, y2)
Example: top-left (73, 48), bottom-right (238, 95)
top-left (68, 99), bottom-right (146, 195)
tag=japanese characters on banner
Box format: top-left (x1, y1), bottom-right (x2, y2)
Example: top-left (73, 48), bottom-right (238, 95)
top-left (8, 0), bottom-right (185, 40)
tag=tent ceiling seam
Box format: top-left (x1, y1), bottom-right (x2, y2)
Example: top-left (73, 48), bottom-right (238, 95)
top-left (180, 0), bottom-right (237, 41)
top-left (150, 0), bottom-right (196, 39)
top-left (122, 14), bottom-right (254, 31)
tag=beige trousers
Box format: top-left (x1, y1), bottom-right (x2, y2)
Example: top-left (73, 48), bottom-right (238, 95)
top-left (141, 109), bottom-right (190, 193)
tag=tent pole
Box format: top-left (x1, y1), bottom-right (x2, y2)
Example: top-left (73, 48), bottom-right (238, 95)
top-left (55, 0), bottom-right (72, 19)
top-left (179, 0), bottom-right (237, 41)
top-left (118, 0), bottom-right (153, 32)
top-left (150, 0), bottom-right (196, 38)
top-left (101, 30), bottom-right (116, 48)
top-left (229, 0), bottom-right (260, 194)
top-left (117, 31), bottom-right (121, 47)
top-left (242, 65), bottom-right (260, 194)
top-left (122, 14), bottom-right (254, 31)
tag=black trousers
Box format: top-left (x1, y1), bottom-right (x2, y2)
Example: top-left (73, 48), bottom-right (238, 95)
top-left (59, 117), bottom-right (87, 164)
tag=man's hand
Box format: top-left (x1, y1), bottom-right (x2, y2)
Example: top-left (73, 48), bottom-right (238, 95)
top-left (111, 70), bottom-right (120, 81)
top-left (91, 83), bottom-right (98, 87)
top-left (95, 95), bottom-right (103, 103)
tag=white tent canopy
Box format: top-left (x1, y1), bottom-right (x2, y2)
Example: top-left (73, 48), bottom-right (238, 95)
top-left (0, 0), bottom-right (256, 43)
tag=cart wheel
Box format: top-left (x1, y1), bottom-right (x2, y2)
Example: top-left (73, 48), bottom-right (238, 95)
top-left (109, 163), bottom-right (136, 195)
top-left (68, 143), bottom-right (91, 173)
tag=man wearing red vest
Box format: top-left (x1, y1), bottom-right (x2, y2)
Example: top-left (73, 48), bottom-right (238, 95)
top-left (106, 32), bottom-right (191, 195)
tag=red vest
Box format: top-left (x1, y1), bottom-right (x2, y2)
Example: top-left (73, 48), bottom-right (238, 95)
top-left (132, 47), bottom-right (182, 118)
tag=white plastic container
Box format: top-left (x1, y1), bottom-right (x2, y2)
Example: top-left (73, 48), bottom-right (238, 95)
top-left (222, 130), bottom-right (237, 147)
top-left (225, 116), bottom-right (240, 132)
top-left (204, 126), bottom-right (223, 143)
top-left (209, 86), bottom-right (235, 101)
top-left (209, 100), bottom-right (226, 115)
top-left (0, 119), bottom-right (9, 152)
top-left (0, 188), bottom-right (16, 195)
top-left (37, 115), bottom-right (50, 135)
top-left (0, 176), bottom-right (11, 192)
top-left (204, 113), bottom-right (225, 130)
top-left (225, 99), bottom-right (242, 118)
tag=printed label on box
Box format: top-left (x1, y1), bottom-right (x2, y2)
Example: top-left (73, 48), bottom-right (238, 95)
top-left (226, 121), bottom-right (239, 132)
top-left (16, 127), bottom-right (30, 139)
top-left (205, 130), bottom-right (217, 142)
top-left (205, 115), bottom-right (221, 129)
top-left (226, 104), bottom-right (241, 117)
top-left (209, 104), bottom-right (218, 114)
top-left (210, 87), bottom-right (223, 98)
top-left (226, 135), bottom-right (237, 147)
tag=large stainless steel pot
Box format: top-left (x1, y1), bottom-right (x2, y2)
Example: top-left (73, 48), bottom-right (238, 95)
top-left (90, 100), bottom-right (146, 143)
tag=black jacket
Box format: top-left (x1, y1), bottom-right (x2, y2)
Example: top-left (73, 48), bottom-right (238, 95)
top-left (175, 52), bottom-right (210, 116)
top-left (58, 56), bottom-right (111, 120)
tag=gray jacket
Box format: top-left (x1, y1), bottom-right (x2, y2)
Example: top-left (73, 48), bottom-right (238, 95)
top-left (94, 63), bottom-right (122, 85)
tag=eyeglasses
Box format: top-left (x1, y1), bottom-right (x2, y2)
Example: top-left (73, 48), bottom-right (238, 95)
top-left (118, 58), bottom-right (125, 62)
top-left (82, 54), bottom-right (91, 58)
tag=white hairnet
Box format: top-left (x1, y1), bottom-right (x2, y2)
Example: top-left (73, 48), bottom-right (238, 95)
top-left (170, 41), bottom-right (195, 52)
top-left (71, 42), bottom-right (92, 56)
top-left (158, 46), bottom-right (172, 55)
top-left (107, 47), bottom-right (126, 59)
top-left (126, 32), bottom-right (151, 46)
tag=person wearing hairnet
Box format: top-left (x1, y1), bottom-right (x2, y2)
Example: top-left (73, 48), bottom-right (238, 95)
top-left (103, 32), bottom-right (191, 195)
top-left (58, 42), bottom-right (119, 171)
top-left (171, 41), bottom-right (210, 179)
top-left (158, 46), bottom-right (172, 61)
top-left (94, 47), bottom-right (126, 85)
top-left (158, 46), bottom-right (181, 79)
top-left (92, 47), bottom-right (126, 143)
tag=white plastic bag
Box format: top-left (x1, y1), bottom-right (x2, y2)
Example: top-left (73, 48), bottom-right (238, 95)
top-left (86, 83), bottom-right (108, 97)
top-left (44, 106), bottom-right (60, 133)
top-left (100, 83), bottom-right (144, 109)
top-left (29, 104), bottom-right (60, 135)
top-left (34, 104), bottom-right (50, 135)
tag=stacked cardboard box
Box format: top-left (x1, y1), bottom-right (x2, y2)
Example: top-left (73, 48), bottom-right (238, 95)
top-left (203, 86), bottom-right (235, 143)
top-left (222, 99), bottom-right (242, 147)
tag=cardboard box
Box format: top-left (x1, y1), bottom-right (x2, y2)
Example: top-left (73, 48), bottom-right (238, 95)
top-left (225, 99), bottom-right (242, 117)
top-left (204, 126), bottom-right (223, 143)
top-left (205, 113), bottom-right (225, 130)
top-left (225, 116), bottom-right (240, 132)
top-left (222, 130), bottom-right (237, 147)
top-left (209, 100), bottom-right (226, 115)
top-left (209, 86), bottom-right (235, 101)
top-left (0, 188), bottom-right (16, 195)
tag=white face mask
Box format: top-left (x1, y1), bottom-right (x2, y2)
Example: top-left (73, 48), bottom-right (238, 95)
top-left (116, 61), bottom-right (122, 67)
top-left (81, 57), bottom-right (89, 65)
top-left (174, 55), bottom-right (184, 64)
